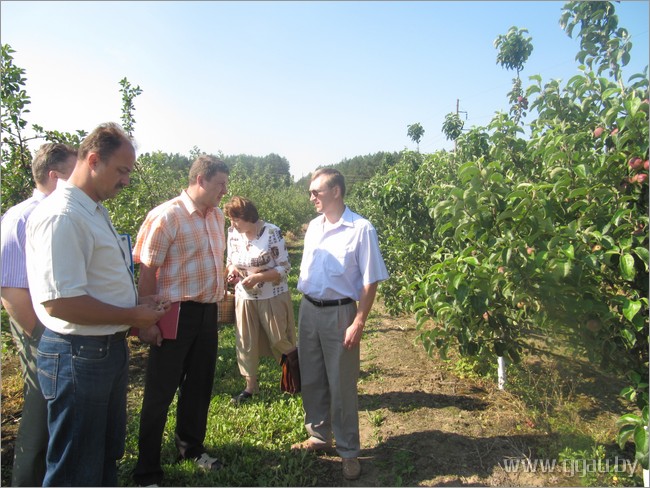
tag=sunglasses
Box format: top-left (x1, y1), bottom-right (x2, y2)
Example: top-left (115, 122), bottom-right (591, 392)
top-left (308, 189), bottom-right (324, 198)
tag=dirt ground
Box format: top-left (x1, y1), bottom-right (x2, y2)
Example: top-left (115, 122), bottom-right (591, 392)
top-left (1, 302), bottom-right (639, 487)
top-left (308, 304), bottom-right (637, 487)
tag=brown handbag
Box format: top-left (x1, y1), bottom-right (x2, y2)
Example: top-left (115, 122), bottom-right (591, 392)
top-left (280, 349), bottom-right (301, 394)
top-left (217, 290), bottom-right (235, 325)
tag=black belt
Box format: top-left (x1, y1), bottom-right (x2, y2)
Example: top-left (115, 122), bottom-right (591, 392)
top-left (182, 300), bottom-right (215, 308)
top-left (304, 295), bottom-right (354, 307)
top-left (112, 330), bottom-right (129, 341)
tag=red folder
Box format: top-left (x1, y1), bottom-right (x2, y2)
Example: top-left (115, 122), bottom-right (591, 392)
top-left (129, 301), bottom-right (181, 340)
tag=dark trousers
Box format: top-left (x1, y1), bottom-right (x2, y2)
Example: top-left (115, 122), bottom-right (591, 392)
top-left (10, 319), bottom-right (48, 487)
top-left (133, 301), bottom-right (218, 486)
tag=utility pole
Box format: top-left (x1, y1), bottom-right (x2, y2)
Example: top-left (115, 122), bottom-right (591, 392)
top-left (455, 98), bottom-right (468, 152)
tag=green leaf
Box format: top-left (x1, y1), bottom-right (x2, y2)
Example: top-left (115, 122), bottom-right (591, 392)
top-left (623, 299), bottom-right (642, 321)
top-left (620, 386), bottom-right (637, 401)
top-left (506, 190), bottom-right (529, 201)
top-left (619, 253), bottom-right (636, 281)
top-left (617, 413), bottom-right (642, 427)
top-left (620, 328), bottom-right (636, 347)
top-left (634, 426), bottom-right (649, 469)
top-left (573, 164), bottom-right (587, 178)
top-left (451, 273), bottom-right (464, 290)
top-left (617, 424), bottom-right (636, 449)
top-left (459, 163), bottom-right (480, 183)
top-left (568, 187), bottom-right (589, 198)
top-left (562, 244), bottom-right (575, 260)
top-left (602, 87), bottom-right (620, 98)
top-left (634, 247), bottom-right (649, 267)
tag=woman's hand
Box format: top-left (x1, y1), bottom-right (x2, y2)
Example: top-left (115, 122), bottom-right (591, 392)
top-left (227, 268), bottom-right (241, 285)
top-left (240, 273), bottom-right (260, 289)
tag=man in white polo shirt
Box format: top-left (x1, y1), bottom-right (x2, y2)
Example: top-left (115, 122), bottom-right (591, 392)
top-left (25, 122), bottom-right (168, 487)
top-left (292, 167), bottom-right (389, 481)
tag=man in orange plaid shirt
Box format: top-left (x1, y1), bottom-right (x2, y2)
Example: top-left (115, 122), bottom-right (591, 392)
top-left (132, 155), bottom-right (229, 487)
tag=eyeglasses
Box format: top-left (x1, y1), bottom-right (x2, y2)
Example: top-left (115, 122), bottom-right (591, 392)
top-left (308, 189), bottom-right (323, 198)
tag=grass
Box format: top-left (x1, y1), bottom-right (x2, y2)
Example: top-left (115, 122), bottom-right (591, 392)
top-left (119, 325), bottom-right (320, 486)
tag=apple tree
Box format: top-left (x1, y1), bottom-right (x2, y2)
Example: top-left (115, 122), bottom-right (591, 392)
top-left (354, 1), bottom-right (647, 464)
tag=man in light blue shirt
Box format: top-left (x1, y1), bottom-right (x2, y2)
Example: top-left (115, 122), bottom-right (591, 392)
top-left (293, 168), bottom-right (389, 481)
top-left (1, 143), bottom-right (77, 487)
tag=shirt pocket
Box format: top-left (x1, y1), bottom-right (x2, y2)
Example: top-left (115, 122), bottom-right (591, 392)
top-left (323, 246), bottom-right (354, 277)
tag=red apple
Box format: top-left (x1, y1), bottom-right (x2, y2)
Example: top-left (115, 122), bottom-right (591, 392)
top-left (637, 173), bottom-right (648, 184)
top-left (593, 127), bottom-right (604, 137)
top-left (610, 128), bottom-right (619, 136)
top-left (526, 247), bottom-right (535, 255)
top-left (629, 157), bottom-right (643, 170)
top-left (644, 160), bottom-right (649, 170)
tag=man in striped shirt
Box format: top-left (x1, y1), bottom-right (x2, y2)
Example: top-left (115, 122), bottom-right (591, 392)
top-left (0, 143), bottom-right (77, 486)
top-left (132, 155), bottom-right (229, 487)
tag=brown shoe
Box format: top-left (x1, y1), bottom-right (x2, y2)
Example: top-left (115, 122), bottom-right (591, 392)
top-left (291, 438), bottom-right (332, 452)
top-left (342, 457), bottom-right (361, 480)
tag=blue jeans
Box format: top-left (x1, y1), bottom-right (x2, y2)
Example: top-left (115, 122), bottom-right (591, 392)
top-left (37, 328), bottom-right (129, 487)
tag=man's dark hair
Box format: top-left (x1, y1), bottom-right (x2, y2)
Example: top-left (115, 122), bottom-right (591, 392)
top-left (189, 155), bottom-right (230, 184)
top-left (78, 122), bottom-right (132, 162)
top-left (32, 143), bottom-right (78, 186)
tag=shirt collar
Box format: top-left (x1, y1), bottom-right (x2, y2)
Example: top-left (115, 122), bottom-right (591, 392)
top-left (340, 206), bottom-right (355, 226)
top-left (32, 188), bottom-right (47, 201)
top-left (60, 180), bottom-right (102, 216)
top-left (320, 206), bottom-right (354, 228)
top-left (180, 189), bottom-right (215, 217)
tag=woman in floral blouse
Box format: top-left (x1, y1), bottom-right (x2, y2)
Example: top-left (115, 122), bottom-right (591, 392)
top-left (224, 196), bottom-right (297, 403)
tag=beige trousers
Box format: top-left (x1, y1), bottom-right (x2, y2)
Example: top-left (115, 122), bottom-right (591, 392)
top-left (234, 291), bottom-right (297, 381)
top-left (298, 297), bottom-right (360, 458)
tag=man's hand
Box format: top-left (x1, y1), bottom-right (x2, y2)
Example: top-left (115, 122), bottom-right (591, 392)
top-left (343, 319), bottom-right (364, 349)
top-left (130, 304), bottom-right (166, 329)
top-left (139, 295), bottom-right (171, 312)
top-left (138, 324), bottom-right (163, 346)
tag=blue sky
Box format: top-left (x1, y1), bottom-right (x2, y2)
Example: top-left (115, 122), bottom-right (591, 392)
top-left (2, 1), bottom-right (648, 178)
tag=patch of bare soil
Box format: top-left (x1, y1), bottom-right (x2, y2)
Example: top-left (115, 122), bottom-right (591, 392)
top-left (1, 353), bottom-right (22, 487)
top-left (309, 303), bottom-right (635, 487)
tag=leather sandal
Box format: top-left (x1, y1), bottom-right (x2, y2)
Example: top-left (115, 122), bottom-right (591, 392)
top-left (290, 438), bottom-right (332, 452)
top-left (231, 390), bottom-right (253, 405)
